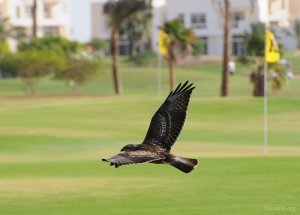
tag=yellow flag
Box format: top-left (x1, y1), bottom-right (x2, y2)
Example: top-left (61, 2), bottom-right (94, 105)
top-left (265, 30), bottom-right (280, 63)
top-left (158, 29), bottom-right (169, 55)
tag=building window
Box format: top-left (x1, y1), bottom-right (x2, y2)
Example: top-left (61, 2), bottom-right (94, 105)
top-left (191, 13), bottom-right (206, 29)
top-left (199, 37), bottom-right (208, 54)
top-left (16, 6), bottom-right (21, 18)
top-left (232, 35), bottom-right (245, 56)
top-left (43, 2), bottom-right (52, 18)
top-left (13, 26), bottom-right (27, 38)
top-left (178, 13), bottom-right (184, 25)
top-left (232, 12), bottom-right (245, 28)
top-left (270, 21), bottom-right (279, 26)
top-left (119, 40), bottom-right (130, 56)
top-left (24, 4), bottom-right (32, 18)
top-left (43, 26), bottom-right (59, 36)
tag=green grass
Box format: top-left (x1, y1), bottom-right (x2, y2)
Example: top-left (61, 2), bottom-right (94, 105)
top-left (0, 57), bottom-right (299, 214)
top-left (0, 157), bottom-right (299, 215)
top-left (0, 95), bottom-right (299, 214)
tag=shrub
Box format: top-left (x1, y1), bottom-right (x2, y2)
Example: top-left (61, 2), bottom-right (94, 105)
top-left (54, 58), bottom-right (105, 92)
top-left (18, 36), bottom-right (82, 57)
top-left (1, 50), bottom-right (66, 94)
top-left (129, 50), bottom-right (157, 67)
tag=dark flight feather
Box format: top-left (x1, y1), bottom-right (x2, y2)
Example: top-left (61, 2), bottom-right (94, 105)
top-left (142, 80), bottom-right (195, 151)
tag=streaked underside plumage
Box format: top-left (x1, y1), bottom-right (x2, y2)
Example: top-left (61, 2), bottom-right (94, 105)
top-left (102, 81), bottom-right (198, 173)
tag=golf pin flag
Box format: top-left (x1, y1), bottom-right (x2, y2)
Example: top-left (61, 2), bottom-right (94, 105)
top-left (265, 30), bottom-right (280, 63)
top-left (158, 29), bottom-right (169, 55)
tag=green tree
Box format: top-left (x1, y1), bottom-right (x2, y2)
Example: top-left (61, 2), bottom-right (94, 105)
top-left (103, 0), bottom-right (148, 95)
top-left (90, 38), bottom-right (109, 55)
top-left (3, 50), bottom-right (65, 94)
top-left (294, 19), bottom-right (300, 49)
top-left (161, 19), bottom-right (201, 90)
top-left (18, 36), bottom-right (81, 56)
top-left (246, 22), bottom-right (265, 57)
top-left (54, 58), bottom-right (105, 93)
top-left (120, 3), bottom-right (152, 59)
top-left (0, 17), bottom-right (13, 43)
top-left (0, 17), bottom-right (21, 78)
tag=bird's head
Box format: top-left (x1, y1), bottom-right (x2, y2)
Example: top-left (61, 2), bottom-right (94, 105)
top-left (120, 144), bottom-right (138, 152)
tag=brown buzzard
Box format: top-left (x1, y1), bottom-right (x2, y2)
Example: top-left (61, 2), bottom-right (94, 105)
top-left (102, 81), bottom-right (198, 173)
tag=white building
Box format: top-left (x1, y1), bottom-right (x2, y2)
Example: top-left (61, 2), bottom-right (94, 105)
top-left (153, 0), bottom-right (296, 56)
top-left (0, 0), bottom-right (297, 55)
top-left (70, 0), bottom-right (104, 42)
top-left (0, 0), bottom-right (71, 50)
top-left (0, 0), bottom-right (71, 37)
top-left (90, 2), bottom-right (110, 40)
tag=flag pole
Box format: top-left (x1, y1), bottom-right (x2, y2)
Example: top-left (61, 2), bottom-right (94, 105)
top-left (157, 52), bottom-right (162, 98)
top-left (263, 6), bottom-right (269, 156)
top-left (263, 4), bottom-right (281, 156)
top-left (263, 56), bottom-right (268, 156)
top-left (157, 29), bottom-right (169, 99)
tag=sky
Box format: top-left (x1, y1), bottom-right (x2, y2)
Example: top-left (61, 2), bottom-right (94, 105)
top-left (70, 0), bottom-right (166, 42)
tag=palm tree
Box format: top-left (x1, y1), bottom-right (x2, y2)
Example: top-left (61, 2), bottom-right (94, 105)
top-left (32, 0), bottom-right (37, 38)
top-left (220, 0), bottom-right (232, 97)
top-left (119, 9), bottom-right (152, 59)
top-left (161, 19), bottom-right (200, 91)
top-left (103, 0), bottom-right (149, 95)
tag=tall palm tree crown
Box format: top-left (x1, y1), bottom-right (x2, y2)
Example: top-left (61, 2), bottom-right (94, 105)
top-left (104, 0), bottom-right (149, 95)
top-left (161, 19), bottom-right (200, 90)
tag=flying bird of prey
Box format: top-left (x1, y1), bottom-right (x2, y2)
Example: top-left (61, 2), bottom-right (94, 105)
top-left (102, 81), bottom-right (198, 173)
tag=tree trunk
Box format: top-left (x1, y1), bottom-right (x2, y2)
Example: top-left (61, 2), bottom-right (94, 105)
top-left (32, 0), bottom-right (37, 38)
top-left (167, 44), bottom-right (176, 91)
top-left (221, 0), bottom-right (232, 97)
top-left (168, 58), bottom-right (176, 91)
top-left (111, 29), bottom-right (123, 95)
top-left (128, 39), bottom-right (133, 60)
top-left (250, 72), bottom-right (264, 96)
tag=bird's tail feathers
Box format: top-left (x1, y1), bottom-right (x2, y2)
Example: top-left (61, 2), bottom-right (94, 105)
top-left (170, 156), bottom-right (198, 173)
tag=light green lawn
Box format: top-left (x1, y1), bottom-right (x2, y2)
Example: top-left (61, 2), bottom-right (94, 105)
top-left (0, 157), bottom-right (299, 215)
top-left (0, 58), bottom-right (299, 214)
top-left (0, 96), bottom-right (299, 214)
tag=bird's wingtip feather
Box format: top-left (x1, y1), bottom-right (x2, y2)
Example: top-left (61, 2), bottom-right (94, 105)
top-left (174, 81), bottom-right (195, 94)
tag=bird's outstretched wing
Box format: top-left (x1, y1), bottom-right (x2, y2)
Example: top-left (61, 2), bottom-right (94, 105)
top-left (102, 151), bottom-right (164, 168)
top-left (142, 81), bottom-right (195, 151)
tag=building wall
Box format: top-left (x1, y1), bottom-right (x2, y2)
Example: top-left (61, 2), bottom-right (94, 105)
top-left (90, 2), bottom-right (110, 40)
top-left (288, 0), bottom-right (300, 21)
top-left (154, 0), bottom-right (262, 56)
top-left (153, 0), bottom-right (297, 56)
top-left (0, 0), bottom-right (71, 50)
top-left (1, 0), bottom-right (71, 37)
top-left (268, 0), bottom-right (289, 26)
top-left (152, 3), bottom-right (167, 53)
